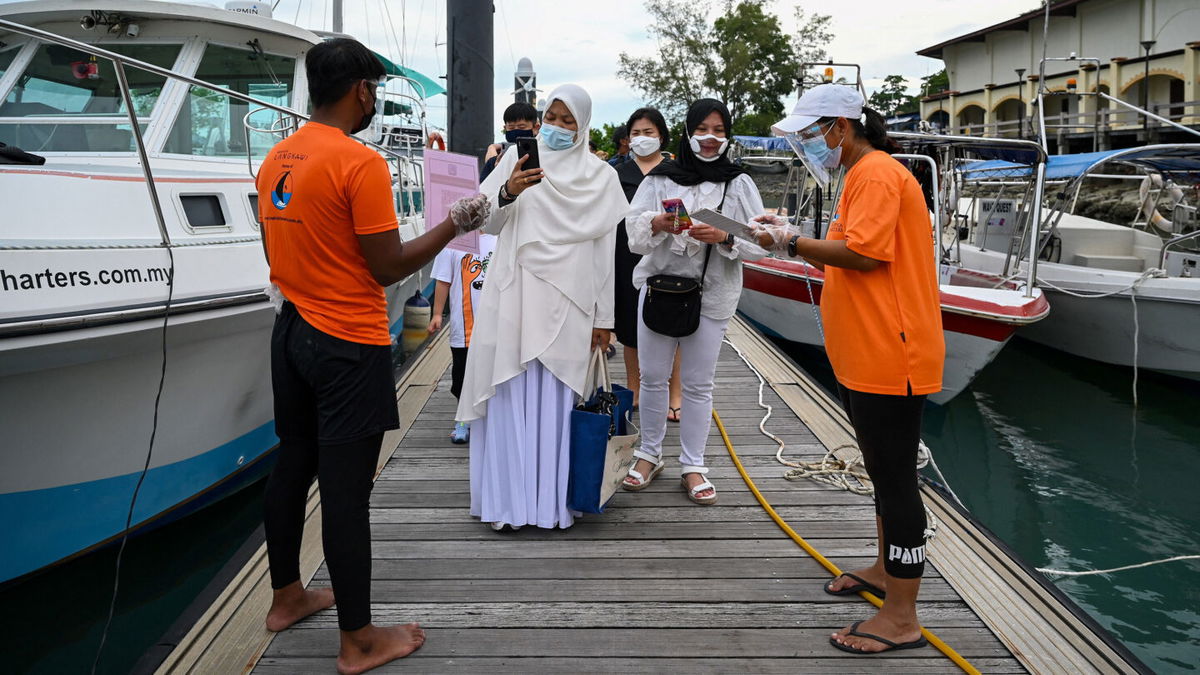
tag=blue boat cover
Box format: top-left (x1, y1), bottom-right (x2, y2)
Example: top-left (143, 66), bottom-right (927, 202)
top-left (733, 135), bottom-right (792, 152)
top-left (962, 146), bottom-right (1200, 181)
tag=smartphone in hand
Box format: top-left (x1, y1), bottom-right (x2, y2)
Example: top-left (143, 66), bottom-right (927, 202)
top-left (661, 198), bottom-right (693, 230)
top-left (515, 137), bottom-right (541, 184)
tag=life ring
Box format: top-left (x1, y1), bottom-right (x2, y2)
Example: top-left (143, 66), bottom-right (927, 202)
top-left (427, 133), bottom-right (446, 151)
top-left (1139, 175), bottom-right (1185, 233)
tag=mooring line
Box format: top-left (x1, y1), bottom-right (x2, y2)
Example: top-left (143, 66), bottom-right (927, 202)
top-left (712, 410), bottom-right (981, 674)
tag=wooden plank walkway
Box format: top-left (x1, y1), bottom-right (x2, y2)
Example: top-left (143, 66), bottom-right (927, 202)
top-left (160, 317), bottom-right (1140, 674)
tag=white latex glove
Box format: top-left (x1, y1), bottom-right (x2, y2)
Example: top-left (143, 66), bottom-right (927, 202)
top-left (749, 214), bottom-right (798, 252)
top-left (449, 193), bottom-right (491, 235)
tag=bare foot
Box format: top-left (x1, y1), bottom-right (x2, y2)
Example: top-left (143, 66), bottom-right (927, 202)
top-left (831, 613), bottom-right (923, 653)
top-left (826, 566), bottom-right (888, 595)
top-left (265, 583), bottom-right (335, 632)
top-left (337, 623), bottom-right (426, 675)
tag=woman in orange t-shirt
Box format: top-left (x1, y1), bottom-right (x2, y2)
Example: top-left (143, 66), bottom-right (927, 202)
top-left (753, 84), bottom-right (945, 656)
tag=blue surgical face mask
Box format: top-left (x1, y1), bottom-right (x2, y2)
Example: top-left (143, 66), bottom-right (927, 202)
top-left (540, 123), bottom-right (576, 151)
top-left (799, 123), bottom-right (840, 168)
top-left (504, 128), bottom-right (534, 143)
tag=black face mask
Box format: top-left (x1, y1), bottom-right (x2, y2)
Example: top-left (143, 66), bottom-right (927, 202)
top-left (504, 128), bottom-right (534, 143)
top-left (351, 81), bottom-right (378, 135)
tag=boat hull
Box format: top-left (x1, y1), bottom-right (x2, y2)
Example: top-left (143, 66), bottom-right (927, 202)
top-left (955, 246), bottom-right (1200, 379)
top-left (741, 259), bottom-right (1048, 404)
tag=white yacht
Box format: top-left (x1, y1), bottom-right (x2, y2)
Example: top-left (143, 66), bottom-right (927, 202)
top-left (0, 0), bottom-right (433, 585)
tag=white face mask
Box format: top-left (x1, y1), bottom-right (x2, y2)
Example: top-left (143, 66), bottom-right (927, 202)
top-left (689, 133), bottom-right (728, 162)
top-left (629, 135), bottom-right (661, 157)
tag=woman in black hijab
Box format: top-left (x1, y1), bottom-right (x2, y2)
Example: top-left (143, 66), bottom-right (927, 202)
top-left (619, 99), bottom-right (767, 505)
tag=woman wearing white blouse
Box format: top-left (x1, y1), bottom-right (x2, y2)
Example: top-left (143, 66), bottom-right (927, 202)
top-left (621, 99), bottom-right (767, 504)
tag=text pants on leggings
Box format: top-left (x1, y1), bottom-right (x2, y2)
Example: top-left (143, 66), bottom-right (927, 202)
top-left (838, 385), bottom-right (928, 579)
top-left (637, 287), bottom-right (729, 475)
top-left (263, 434), bottom-right (381, 631)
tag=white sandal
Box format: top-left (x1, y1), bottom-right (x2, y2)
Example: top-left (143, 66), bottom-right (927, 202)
top-left (681, 475), bottom-right (718, 505)
top-left (622, 449), bottom-right (665, 491)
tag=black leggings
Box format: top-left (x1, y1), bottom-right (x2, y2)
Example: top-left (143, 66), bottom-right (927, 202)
top-left (450, 346), bottom-right (469, 400)
top-left (839, 386), bottom-right (928, 579)
top-left (263, 433), bottom-right (382, 631)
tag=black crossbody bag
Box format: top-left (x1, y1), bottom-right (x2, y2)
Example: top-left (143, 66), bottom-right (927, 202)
top-left (641, 182), bottom-right (729, 338)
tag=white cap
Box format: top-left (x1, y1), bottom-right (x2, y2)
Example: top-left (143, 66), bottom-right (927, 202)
top-left (772, 84), bottom-right (864, 135)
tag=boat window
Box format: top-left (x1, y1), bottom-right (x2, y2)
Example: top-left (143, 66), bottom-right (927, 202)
top-left (247, 193), bottom-right (260, 224)
top-left (179, 194), bottom-right (226, 228)
top-left (163, 43), bottom-right (294, 159)
top-left (0, 45), bottom-right (19, 80)
top-left (0, 42), bottom-right (181, 152)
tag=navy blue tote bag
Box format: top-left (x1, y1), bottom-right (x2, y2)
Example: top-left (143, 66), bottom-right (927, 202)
top-left (567, 349), bottom-right (638, 514)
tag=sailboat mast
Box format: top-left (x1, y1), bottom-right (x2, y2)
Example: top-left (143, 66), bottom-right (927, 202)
top-left (446, 0), bottom-right (494, 165)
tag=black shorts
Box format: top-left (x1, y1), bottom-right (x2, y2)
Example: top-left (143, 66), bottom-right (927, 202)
top-left (271, 302), bottom-right (399, 444)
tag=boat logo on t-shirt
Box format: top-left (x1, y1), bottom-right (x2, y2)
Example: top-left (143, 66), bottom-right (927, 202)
top-left (829, 211), bottom-right (843, 233)
top-left (270, 171), bottom-right (294, 210)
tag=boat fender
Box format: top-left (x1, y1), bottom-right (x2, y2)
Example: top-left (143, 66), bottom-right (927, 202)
top-left (401, 291), bottom-right (431, 355)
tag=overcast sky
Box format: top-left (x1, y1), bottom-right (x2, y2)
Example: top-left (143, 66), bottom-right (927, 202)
top-left (282, 0), bottom-right (1041, 137)
top-left (4, 0), bottom-right (1041, 136)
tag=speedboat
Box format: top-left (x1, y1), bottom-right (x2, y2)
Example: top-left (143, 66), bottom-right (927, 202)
top-left (0, 0), bottom-right (435, 585)
top-left (941, 141), bottom-right (1200, 380)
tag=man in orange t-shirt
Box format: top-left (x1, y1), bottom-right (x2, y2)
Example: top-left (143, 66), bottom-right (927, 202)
top-left (755, 84), bottom-right (945, 657)
top-left (256, 37), bottom-right (488, 675)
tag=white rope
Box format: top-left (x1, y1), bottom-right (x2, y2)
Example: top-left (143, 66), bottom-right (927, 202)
top-left (1034, 267), bottom-right (1165, 407)
top-left (1037, 554), bottom-right (1200, 577)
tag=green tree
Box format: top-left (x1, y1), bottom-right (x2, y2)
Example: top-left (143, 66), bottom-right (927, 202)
top-left (617, 1), bottom-right (833, 127)
top-left (791, 7), bottom-right (833, 85)
top-left (868, 74), bottom-right (914, 117)
top-left (589, 122), bottom-right (621, 156)
top-left (921, 69), bottom-right (949, 96)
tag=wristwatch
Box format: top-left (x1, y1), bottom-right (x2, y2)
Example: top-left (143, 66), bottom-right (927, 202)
top-left (787, 235), bottom-right (800, 258)
top-left (723, 232), bottom-right (736, 248)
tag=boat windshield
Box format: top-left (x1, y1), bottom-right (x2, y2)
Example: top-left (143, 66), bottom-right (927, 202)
top-left (0, 42), bottom-right (180, 153)
top-left (0, 44), bottom-right (18, 79)
top-left (163, 43), bottom-right (294, 160)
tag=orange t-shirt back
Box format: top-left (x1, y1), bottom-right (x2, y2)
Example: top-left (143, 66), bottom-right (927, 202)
top-left (821, 150), bottom-right (945, 396)
top-left (257, 122), bottom-right (399, 345)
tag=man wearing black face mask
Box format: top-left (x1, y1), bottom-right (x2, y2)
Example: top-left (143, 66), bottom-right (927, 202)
top-left (255, 37), bottom-right (492, 674)
top-left (480, 101), bottom-right (541, 181)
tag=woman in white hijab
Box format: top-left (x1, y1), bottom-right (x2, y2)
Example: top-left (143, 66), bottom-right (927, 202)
top-left (457, 84), bottom-right (627, 531)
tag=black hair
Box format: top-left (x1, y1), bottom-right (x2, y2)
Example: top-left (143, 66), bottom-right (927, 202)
top-left (817, 105), bottom-right (900, 154)
top-left (503, 102), bottom-right (539, 124)
top-left (306, 38), bottom-right (386, 109)
top-left (588, 139), bottom-right (598, 151)
top-left (624, 107), bottom-right (670, 150)
top-left (612, 124), bottom-right (628, 143)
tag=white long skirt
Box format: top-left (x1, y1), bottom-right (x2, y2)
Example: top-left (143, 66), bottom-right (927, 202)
top-left (469, 360), bottom-right (577, 529)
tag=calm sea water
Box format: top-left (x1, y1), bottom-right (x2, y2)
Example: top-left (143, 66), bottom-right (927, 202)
top-left (0, 477), bottom-right (270, 675)
top-left (775, 337), bottom-right (1200, 673)
top-left (4, 336), bottom-right (1196, 673)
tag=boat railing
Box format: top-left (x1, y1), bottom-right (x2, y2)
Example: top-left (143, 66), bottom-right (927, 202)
top-left (1158, 229), bottom-right (1200, 269)
top-left (0, 18), bottom-right (425, 235)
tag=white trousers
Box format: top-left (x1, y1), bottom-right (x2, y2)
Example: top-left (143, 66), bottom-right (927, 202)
top-left (636, 288), bottom-right (730, 476)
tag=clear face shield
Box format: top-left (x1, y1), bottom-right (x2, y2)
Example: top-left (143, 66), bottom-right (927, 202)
top-left (782, 121), bottom-right (839, 189)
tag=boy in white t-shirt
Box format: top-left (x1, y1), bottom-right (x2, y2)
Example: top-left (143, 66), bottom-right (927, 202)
top-left (427, 234), bottom-right (497, 443)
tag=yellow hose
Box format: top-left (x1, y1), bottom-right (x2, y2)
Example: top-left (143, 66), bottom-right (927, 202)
top-left (712, 410), bottom-right (981, 675)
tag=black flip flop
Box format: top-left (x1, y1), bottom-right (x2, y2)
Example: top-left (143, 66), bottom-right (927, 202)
top-left (667, 407), bottom-right (681, 423)
top-left (823, 572), bottom-right (886, 599)
top-left (830, 620), bottom-right (928, 654)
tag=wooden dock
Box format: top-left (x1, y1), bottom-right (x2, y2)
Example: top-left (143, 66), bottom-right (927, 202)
top-left (156, 318), bottom-right (1142, 674)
